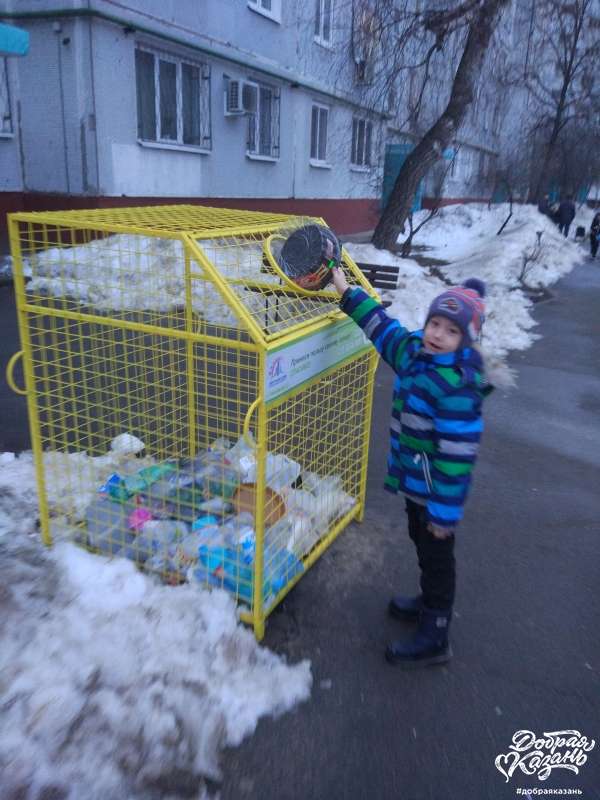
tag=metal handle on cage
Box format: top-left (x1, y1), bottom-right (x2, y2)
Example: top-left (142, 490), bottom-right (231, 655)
top-left (6, 350), bottom-right (27, 396)
top-left (262, 234), bottom-right (338, 298)
top-left (242, 397), bottom-right (261, 447)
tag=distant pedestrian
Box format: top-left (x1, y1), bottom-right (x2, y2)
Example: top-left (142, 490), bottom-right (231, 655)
top-left (332, 267), bottom-right (492, 668)
top-left (538, 194), bottom-right (551, 217)
top-left (591, 212), bottom-right (600, 259)
top-left (557, 196), bottom-right (576, 238)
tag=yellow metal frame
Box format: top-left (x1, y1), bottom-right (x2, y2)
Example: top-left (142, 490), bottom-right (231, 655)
top-left (7, 204), bottom-right (379, 639)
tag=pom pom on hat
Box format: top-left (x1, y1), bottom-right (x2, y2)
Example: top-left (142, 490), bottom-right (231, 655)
top-left (463, 277), bottom-right (486, 298)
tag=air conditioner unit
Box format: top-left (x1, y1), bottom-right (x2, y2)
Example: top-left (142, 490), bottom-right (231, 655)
top-left (224, 80), bottom-right (258, 116)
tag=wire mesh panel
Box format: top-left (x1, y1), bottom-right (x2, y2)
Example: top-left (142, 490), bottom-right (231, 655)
top-left (261, 351), bottom-right (375, 610)
top-left (8, 205), bottom-right (377, 639)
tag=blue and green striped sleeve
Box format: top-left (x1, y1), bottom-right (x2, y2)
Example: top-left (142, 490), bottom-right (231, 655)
top-left (426, 384), bottom-right (483, 528)
top-left (340, 287), bottom-right (411, 372)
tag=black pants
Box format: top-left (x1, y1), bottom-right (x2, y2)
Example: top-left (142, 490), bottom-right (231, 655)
top-left (558, 222), bottom-right (571, 238)
top-left (591, 236), bottom-right (599, 258)
top-left (405, 498), bottom-right (455, 611)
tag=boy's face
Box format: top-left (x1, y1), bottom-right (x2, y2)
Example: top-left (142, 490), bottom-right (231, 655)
top-left (423, 315), bottom-right (462, 354)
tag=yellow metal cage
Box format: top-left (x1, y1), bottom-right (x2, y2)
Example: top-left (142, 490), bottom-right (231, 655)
top-left (7, 204), bottom-right (378, 639)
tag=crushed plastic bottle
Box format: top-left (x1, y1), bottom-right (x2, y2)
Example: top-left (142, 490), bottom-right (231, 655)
top-left (143, 471), bottom-right (203, 520)
top-left (265, 453), bottom-right (302, 493)
top-left (135, 519), bottom-right (188, 562)
top-left (85, 496), bottom-right (137, 556)
top-left (173, 533), bottom-right (205, 569)
top-left (98, 472), bottom-right (131, 502)
top-left (192, 531), bottom-right (303, 604)
top-left (137, 462), bottom-right (177, 486)
top-left (267, 512), bottom-right (317, 558)
top-left (209, 436), bottom-right (232, 453)
top-left (196, 496), bottom-right (232, 516)
top-left (191, 514), bottom-right (220, 531)
top-left (221, 513), bottom-right (256, 564)
top-left (225, 435), bottom-right (256, 479)
top-left (265, 544), bottom-right (304, 595)
top-left (98, 463), bottom-right (178, 503)
top-left (196, 462), bottom-right (240, 499)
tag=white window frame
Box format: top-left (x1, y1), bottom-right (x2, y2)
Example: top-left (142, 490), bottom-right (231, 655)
top-left (247, 0), bottom-right (281, 23)
top-left (310, 103), bottom-right (330, 166)
top-left (350, 116), bottom-right (373, 168)
top-left (135, 45), bottom-right (211, 151)
top-left (0, 57), bottom-right (13, 137)
top-left (245, 80), bottom-right (281, 160)
top-left (314, 0), bottom-right (334, 48)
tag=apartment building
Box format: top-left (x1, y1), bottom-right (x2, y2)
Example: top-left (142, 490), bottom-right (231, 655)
top-left (0, 0), bottom-right (517, 237)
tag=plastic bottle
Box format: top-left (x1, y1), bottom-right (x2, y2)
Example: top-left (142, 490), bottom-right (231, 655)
top-left (144, 474), bottom-right (202, 520)
top-left (196, 496), bottom-right (232, 516)
top-left (85, 497), bottom-right (137, 555)
top-left (98, 473), bottom-right (131, 503)
top-left (191, 514), bottom-right (220, 531)
top-left (134, 519), bottom-right (188, 562)
top-left (137, 462), bottom-right (177, 486)
top-left (264, 543), bottom-right (304, 595)
top-left (196, 462), bottom-right (240, 499)
top-left (173, 533), bottom-right (204, 570)
top-left (221, 513), bottom-right (256, 564)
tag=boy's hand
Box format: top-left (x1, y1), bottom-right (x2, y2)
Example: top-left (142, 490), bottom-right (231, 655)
top-left (331, 266), bottom-right (350, 296)
top-left (428, 522), bottom-right (454, 539)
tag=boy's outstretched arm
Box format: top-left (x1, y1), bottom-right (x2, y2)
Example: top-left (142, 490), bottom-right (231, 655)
top-left (331, 267), bottom-right (411, 372)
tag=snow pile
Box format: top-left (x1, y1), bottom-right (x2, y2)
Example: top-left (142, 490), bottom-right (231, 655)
top-left (345, 202), bottom-right (590, 358)
top-left (25, 234), bottom-right (281, 328)
top-left (19, 203), bottom-right (591, 357)
top-left (0, 453), bottom-right (312, 800)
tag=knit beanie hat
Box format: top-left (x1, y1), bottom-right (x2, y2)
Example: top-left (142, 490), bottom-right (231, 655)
top-left (426, 278), bottom-right (486, 345)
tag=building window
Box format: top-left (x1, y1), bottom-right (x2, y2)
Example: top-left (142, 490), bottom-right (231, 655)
top-left (248, 0), bottom-right (281, 23)
top-left (246, 81), bottom-right (280, 158)
top-left (0, 58), bottom-right (12, 135)
top-left (314, 0), bottom-right (333, 46)
top-left (351, 117), bottom-right (372, 167)
top-left (135, 46), bottom-right (211, 149)
top-left (310, 104), bottom-right (329, 163)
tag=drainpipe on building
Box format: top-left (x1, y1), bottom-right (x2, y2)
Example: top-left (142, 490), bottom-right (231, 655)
top-left (54, 21), bottom-right (71, 194)
top-left (290, 85), bottom-right (297, 201)
top-left (86, 0), bottom-right (100, 194)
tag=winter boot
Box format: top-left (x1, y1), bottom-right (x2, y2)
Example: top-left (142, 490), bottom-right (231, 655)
top-left (385, 607), bottom-right (452, 668)
top-left (388, 594), bottom-right (423, 621)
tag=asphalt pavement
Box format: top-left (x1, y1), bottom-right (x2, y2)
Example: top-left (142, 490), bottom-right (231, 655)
top-left (1, 258), bottom-right (599, 799)
top-left (219, 259), bottom-right (600, 800)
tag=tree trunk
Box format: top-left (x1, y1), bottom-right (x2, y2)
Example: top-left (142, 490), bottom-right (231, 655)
top-left (372, 0), bottom-right (510, 250)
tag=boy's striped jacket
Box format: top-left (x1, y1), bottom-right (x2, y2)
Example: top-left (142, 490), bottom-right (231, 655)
top-left (341, 287), bottom-right (490, 529)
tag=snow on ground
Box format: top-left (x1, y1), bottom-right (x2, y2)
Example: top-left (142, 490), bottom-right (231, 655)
top-left (0, 201), bottom-right (593, 797)
top-left (345, 202), bottom-right (592, 358)
top-left (0, 451), bottom-right (312, 800)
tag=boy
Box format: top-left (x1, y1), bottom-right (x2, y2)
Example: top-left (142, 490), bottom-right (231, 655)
top-left (331, 267), bottom-right (489, 668)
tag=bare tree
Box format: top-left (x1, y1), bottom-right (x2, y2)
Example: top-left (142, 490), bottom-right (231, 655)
top-left (554, 123), bottom-right (600, 201)
top-left (524, 0), bottom-right (600, 202)
top-left (371, 0), bottom-right (512, 250)
top-left (514, 231), bottom-right (546, 290)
